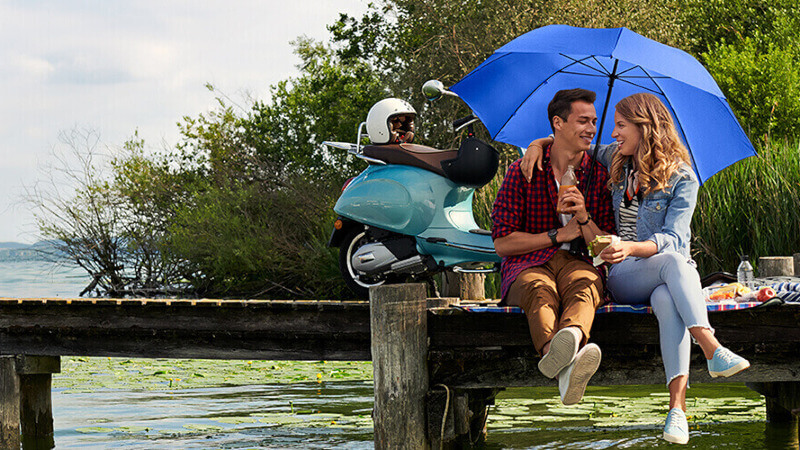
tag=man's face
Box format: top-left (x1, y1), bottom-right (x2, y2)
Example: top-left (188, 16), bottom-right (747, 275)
top-left (554, 101), bottom-right (597, 152)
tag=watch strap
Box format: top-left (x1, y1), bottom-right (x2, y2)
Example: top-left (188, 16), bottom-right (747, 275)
top-left (548, 228), bottom-right (558, 246)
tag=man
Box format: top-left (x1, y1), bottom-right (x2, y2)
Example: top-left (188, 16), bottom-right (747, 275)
top-left (491, 88), bottom-right (615, 405)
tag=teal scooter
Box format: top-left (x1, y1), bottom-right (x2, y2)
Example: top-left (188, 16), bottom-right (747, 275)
top-left (324, 80), bottom-right (500, 298)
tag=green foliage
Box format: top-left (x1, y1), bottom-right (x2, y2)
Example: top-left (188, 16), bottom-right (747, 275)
top-left (245, 38), bottom-right (387, 179)
top-left (692, 139), bottom-right (800, 274)
top-left (682, 0), bottom-right (800, 55)
top-left (702, 39), bottom-right (800, 141)
top-left (684, 1), bottom-right (800, 141)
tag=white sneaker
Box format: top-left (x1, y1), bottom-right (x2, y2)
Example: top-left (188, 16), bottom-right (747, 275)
top-left (538, 327), bottom-right (581, 379)
top-left (558, 343), bottom-right (601, 405)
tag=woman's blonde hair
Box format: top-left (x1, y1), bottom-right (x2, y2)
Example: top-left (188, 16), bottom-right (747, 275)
top-left (608, 93), bottom-right (690, 195)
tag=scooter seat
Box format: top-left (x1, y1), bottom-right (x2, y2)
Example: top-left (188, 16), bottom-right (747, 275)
top-left (362, 144), bottom-right (458, 178)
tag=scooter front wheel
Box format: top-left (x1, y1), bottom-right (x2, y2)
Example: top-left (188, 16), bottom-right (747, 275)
top-left (339, 229), bottom-right (385, 299)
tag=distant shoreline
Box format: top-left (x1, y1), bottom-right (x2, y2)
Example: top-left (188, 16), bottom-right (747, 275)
top-left (0, 241), bottom-right (64, 262)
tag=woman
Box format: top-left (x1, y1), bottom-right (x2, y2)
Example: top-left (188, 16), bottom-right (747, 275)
top-left (522, 92), bottom-right (749, 445)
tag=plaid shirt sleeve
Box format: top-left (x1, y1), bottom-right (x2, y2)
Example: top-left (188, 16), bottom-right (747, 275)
top-left (491, 160), bottom-right (525, 240)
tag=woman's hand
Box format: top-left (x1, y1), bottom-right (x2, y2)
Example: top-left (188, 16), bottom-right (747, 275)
top-left (520, 136), bottom-right (553, 182)
top-left (599, 240), bottom-right (634, 264)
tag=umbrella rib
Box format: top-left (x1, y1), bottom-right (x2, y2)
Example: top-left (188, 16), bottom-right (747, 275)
top-left (615, 77), bottom-right (664, 95)
top-left (640, 67), bottom-right (701, 177)
top-left (560, 54), bottom-right (610, 76)
top-left (616, 65), bottom-right (645, 77)
top-left (589, 56), bottom-right (613, 76)
top-left (559, 71), bottom-right (610, 78)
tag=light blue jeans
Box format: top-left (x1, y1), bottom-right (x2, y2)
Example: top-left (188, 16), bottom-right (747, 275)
top-left (606, 252), bottom-right (713, 386)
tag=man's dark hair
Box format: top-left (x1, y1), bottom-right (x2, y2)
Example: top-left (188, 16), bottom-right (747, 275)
top-left (548, 88), bottom-right (596, 131)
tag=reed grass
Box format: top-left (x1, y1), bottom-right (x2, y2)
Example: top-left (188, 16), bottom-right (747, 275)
top-left (692, 138), bottom-right (800, 275)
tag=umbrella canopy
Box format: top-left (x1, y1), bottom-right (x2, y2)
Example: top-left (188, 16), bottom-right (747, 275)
top-left (450, 25), bottom-right (756, 184)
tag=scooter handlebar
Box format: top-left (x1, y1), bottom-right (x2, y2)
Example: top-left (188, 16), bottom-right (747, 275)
top-left (452, 115), bottom-right (478, 131)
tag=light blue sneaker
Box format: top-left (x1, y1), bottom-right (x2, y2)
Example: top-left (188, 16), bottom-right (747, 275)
top-left (663, 407), bottom-right (689, 444)
top-left (707, 347), bottom-right (750, 378)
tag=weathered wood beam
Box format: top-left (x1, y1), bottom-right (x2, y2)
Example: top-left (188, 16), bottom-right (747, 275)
top-left (0, 356), bottom-right (20, 449)
top-left (17, 356), bottom-right (59, 449)
top-left (0, 301), bottom-right (372, 361)
top-left (429, 305), bottom-right (800, 388)
top-left (371, 284), bottom-right (429, 449)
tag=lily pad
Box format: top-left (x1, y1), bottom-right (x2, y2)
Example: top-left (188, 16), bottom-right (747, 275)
top-left (75, 427), bottom-right (114, 433)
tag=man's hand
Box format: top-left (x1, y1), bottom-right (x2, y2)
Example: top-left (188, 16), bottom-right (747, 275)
top-left (557, 217), bottom-right (582, 243)
top-left (599, 240), bottom-right (634, 264)
top-left (558, 186), bottom-right (589, 223)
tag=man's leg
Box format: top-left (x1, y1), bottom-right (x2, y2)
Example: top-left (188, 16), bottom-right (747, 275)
top-left (551, 252), bottom-right (603, 404)
top-left (554, 252), bottom-right (604, 345)
top-left (505, 265), bottom-right (559, 355)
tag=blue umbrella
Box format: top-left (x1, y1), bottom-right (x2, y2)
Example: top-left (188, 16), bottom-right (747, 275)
top-left (450, 25), bottom-right (756, 184)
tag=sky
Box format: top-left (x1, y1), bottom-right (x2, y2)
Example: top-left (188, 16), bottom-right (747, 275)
top-left (0, 0), bottom-right (368, 243)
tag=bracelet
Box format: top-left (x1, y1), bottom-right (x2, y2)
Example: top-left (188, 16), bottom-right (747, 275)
top-left (577, 213), bottom-right (591, 226)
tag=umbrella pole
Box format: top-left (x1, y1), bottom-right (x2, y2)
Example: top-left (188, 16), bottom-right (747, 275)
top-left (585, 60), bottom-right (619, 196)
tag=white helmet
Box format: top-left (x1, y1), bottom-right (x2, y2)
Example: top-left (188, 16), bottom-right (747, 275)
top-left (366, 98), bottom-right (416, 144)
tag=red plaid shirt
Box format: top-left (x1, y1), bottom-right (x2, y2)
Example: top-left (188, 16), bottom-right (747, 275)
top-left (491, 145), bottom-right (615, 300)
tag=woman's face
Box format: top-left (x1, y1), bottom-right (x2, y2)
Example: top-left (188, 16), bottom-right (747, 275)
top-left (611, 111), bottom-right (641, 157)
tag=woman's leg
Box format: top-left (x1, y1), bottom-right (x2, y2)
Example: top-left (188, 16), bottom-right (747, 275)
top-left (650, 284), bottom-right (691, 401)
top-left (668, 376), bottom-right (688, 411)
top-left (608, 253), bottom-right (713, 331)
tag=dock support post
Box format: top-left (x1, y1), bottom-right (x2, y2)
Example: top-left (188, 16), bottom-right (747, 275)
top-left (18, 356), bottom-right (60, 449)
top-left (758, 256), bottom-right (794, 277)
top-left (371, 283), bottom-right (429, 449)
top-left (747, 382), bottom-right (800, 422)
top-left (1, 356), bottom-right (21, 449)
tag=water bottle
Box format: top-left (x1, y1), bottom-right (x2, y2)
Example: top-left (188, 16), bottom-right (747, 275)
top-left (737, 255), bottom-right (754, 289)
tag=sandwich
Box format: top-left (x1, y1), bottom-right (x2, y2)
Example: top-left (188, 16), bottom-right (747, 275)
top-left (588, 235), bottom-right (614, 257)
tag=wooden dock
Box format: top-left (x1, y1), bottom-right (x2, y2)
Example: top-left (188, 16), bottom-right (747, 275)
top-left (1, 289), bottom-right (800, 448)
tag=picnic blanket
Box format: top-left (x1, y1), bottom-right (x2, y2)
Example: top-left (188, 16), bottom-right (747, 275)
top-left (458, 281), bottom-right (800, 314)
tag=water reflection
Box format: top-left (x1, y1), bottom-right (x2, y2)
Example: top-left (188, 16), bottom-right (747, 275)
top-left (51, 381), bottom-right (784, 449)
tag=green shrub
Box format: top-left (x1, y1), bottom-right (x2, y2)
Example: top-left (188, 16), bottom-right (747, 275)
top-left (702, 38), bottom-right (800, 141)
top-left (692, 139), bottom-right (800, 275)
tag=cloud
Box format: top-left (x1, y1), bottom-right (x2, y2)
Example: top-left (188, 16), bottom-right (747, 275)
top-left (0, 0), bottom-right (368, 242)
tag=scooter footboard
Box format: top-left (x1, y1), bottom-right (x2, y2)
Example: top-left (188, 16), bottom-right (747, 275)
top-left (415, 230), bottom-right (499, 268)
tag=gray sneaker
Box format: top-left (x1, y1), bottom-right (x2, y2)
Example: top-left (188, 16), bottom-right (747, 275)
top-left (538, 327), bottom-right (581, 379)
top-left (558, 343), bottom-right (601, 405)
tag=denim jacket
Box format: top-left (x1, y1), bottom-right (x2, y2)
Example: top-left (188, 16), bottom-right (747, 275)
top-left (594, 142), bottom-right (698, 259)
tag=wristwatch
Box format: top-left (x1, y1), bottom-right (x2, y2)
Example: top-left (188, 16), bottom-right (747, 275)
top-left (548, 228), bottom-right (559, 246)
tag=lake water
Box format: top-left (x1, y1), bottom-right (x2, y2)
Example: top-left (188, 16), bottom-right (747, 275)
top-left (2, 260), bottom-right (789, 449)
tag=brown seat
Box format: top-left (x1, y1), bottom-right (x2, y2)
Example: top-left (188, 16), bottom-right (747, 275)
top-left (362, 144), bottom-right (458, 178)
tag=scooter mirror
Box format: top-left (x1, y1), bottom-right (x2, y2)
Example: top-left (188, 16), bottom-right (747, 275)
top-left (422, 80), bottom-right (448, 101)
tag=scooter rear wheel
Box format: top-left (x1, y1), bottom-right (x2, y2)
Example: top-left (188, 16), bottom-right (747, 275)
top-left (339, 229), bottom-right (385, 299)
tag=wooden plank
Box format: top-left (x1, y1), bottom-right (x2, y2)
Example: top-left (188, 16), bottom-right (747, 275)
top-left (0, 300), bottom-right (371, 361)
top-left (0, 329), bottom-right (370, 361)
top-left (428, 305), bottom-right (800, 348)
top-left (428, 304), bottom-right (800, 388)
top-left (0, 356), bottom-right (20, 449)
top-left (15, 356), bottom-right (60, 375)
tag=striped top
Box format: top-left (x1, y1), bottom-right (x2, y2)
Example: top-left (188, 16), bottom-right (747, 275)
top-left (618, 197), bottom-right (639, 242)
